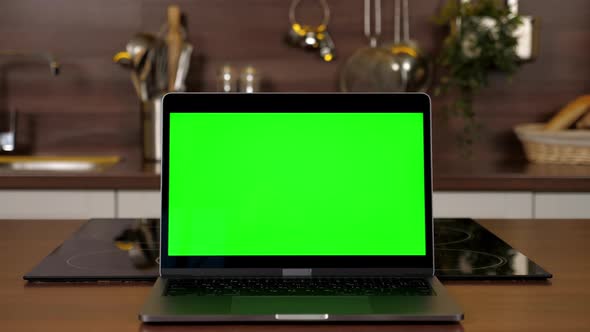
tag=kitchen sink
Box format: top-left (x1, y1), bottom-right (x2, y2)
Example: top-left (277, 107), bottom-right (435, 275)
top-left (0, 156), bottom-right (120, 172)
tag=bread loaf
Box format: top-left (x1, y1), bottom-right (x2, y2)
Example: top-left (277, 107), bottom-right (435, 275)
top-left (545, 95), bottom-right (590, 131)
top-left (576, 111), bottom-right (590, 129)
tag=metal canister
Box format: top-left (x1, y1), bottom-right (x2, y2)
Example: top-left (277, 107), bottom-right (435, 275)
top-left (141, 94), bottom-right (163, 161)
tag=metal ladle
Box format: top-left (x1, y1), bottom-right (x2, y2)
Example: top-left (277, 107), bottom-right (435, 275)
top-left (382, 0), bottom-right (431, 92)
top-left (340, 0), bottom-right (400, 92)
top-left (114, 33), bottom-right (159, 102)
top-left (340, 0), bottom-right (429, 92)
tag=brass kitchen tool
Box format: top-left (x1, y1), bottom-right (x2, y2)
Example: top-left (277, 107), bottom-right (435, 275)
top-left (381, 0), bottom-right (431, 92)
top-left (157, 6), bottom-right (192, 92)
top-left (114, 6), bottom-right (192, 162)
top-left (340, 0), bottom-right (400, 92)
top-left (166, 5), bottom-right (183, 91)
top-left (286, 0), bottom-right (335, 62)
top-left (113, 33), bottom-right (159, 102)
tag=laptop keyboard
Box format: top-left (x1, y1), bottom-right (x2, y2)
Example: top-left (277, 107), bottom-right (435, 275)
top-left (165, 277), bottom-right (434, 297)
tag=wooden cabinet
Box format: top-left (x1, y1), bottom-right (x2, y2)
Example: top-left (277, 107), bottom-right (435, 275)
top-left (433, 192), bottom-right (533, 219)
top-left (0, 190), bottom-right (115, 219)
top-left (116, 191), bottom-right (539, 219)
top-left (534, 193), bottom-right (590, 219)
top-left (0, 190), bottom-right (587, 219)
top-left (116, 190), bottom-right (160, 218)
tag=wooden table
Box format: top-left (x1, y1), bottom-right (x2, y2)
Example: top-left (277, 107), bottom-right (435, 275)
top-left (1, 220), bottom-right (589, 332)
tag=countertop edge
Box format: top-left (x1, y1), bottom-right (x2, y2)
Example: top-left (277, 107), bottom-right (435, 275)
top-left (0, 174), bottom-right (160, 190)
top-left (1, 174), bottom-right (589, 191)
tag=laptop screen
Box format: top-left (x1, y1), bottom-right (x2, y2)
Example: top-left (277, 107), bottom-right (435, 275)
top-left (168, 112), bottom-right (426, 257)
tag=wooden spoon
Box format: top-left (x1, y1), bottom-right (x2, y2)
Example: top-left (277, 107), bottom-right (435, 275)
top-left (166, 5), bottom-right (183, 92)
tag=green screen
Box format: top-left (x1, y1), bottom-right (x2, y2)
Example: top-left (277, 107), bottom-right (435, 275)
top-left (168, 112), bottom-right (426, 256)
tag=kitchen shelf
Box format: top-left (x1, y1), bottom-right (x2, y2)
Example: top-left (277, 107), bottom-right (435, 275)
top-left (0, 155), bottom-right (589, 192)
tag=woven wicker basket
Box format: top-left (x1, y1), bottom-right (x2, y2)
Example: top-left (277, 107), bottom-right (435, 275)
top-left (514, 123), bottom-right (590, 165)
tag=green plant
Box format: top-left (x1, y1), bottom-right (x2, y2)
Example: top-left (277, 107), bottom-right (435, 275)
top-left (433, 0), bottom-right (522, 149)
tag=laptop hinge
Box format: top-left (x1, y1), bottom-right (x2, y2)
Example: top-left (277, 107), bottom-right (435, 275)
top-left (282, 269), bottom-right (312, 277)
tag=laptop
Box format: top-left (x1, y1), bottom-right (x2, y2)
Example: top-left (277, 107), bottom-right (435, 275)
top-left (140, 92), bottom-right (463, 323)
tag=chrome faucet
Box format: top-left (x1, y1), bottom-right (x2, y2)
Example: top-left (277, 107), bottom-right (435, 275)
top-left (0, 51), bottom-right (60, 152)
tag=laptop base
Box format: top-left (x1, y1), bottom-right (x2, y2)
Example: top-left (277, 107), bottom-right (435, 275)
top-left (140, 277), bottom-right (463, 323)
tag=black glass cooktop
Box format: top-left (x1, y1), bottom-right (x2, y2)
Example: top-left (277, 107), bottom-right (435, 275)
top-left (24, 219), bottom-right (160, 281)
top-left (434, 218), bottom-right (551, 280)
top-left (24, 218), bottom-right (551, 282)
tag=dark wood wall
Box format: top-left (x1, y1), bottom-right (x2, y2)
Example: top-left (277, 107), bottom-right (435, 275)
top-left (1, 0), bottom-right (589, 162)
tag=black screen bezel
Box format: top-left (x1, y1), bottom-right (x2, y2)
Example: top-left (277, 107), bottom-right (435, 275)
top-left (160, 93), bottom-right (434, 272)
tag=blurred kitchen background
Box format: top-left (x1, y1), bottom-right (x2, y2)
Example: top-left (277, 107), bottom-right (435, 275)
top-left (1, 0), bottom-right (589, 220)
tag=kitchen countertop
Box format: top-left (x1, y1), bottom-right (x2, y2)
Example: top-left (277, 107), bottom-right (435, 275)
top-left (433, 159), bottom-right (590, 191)
top-left (0, 154), bottom-right (161, 190)
top-left (1, 155), bottom-right (590, 191)
top-left (2, 219), bottom-right (590, 332)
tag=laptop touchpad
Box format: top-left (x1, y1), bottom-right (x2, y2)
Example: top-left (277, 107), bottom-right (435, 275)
top-left (231, 296), bottom-right (372, 315)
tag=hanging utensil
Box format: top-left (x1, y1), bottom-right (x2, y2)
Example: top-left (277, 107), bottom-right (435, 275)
top-left (166, 5), bottom-right (183, 91)
top-left (130, 72), bottom-right (146, 102)
top-left (121, 33), bottom-right (157, 70)
top-left (286, 0), bottom-right (336, 62)
top-left (173, 43), bottom-right (193, 91)
top-left (340, 0), bottom-right (398, 92)
top-left (152, 40), bottom-right (169, 93)
top-left (383, 0), bottom-right (431, 92)
top-left (113, 33), bottom-right (159, 101)
top-left (157, 6), bottom-right (193, 92)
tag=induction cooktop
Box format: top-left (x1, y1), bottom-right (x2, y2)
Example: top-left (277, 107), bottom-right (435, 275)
top-left (24, 218), bottom-right (551, 282)
top-left (24, 219), bottom-right (159, 281)
top-left (434, 218), bottom-right (551, 280)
